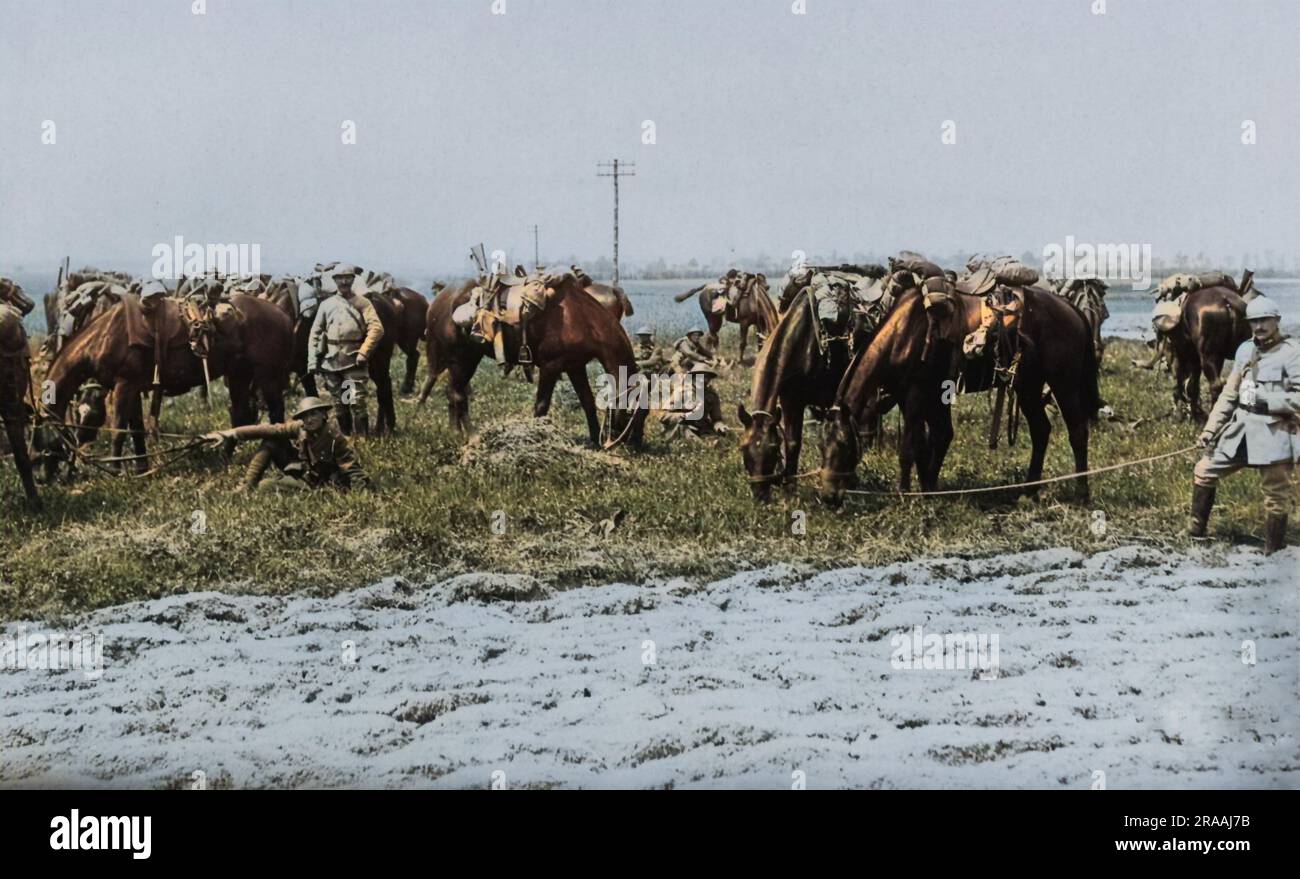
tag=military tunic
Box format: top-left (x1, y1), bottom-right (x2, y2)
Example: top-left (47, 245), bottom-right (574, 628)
top-left (222, 418), bottom-right (369, 490)
top-left (1195, 336), bottom-right (1300, 515)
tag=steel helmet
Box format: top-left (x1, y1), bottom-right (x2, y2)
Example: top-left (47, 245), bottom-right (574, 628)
top-left (292, 396), bottom-right (332, 419)
top-left (635, 326), bottom-right (653, 336)
top-left (689, 362), bottom-right (718, 377)
top-left (140, 280), bottom-right (168, 301)
top-left (1245, 295), bottom-right (1281, 321)
top-left (687, 326), bottom-right (704, 336)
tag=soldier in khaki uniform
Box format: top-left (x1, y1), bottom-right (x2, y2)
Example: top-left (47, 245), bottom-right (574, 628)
top-left (633, 326), bottom-right (668, 374)
top-left (660, 363), bottom-right (728, 441)
top-left (669, 327), bottom-right (717, 374)
top-left (308, 264), bottom-right (384, 436)
top-left (1190, 296), bottom-right (1299, 554)
top-left (205, 396), bottom-right (370, 491)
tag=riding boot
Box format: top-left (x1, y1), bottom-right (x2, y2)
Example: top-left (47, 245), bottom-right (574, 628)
top-left (1188, 484), bottom-right (1216, 538)
top-left (1264, 515), bottom-right (1287, 555)
top-left (238, 447), bottom-right (273, 492)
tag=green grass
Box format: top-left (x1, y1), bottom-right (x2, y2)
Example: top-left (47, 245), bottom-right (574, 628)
top-left (0, 338), bottom-right (1279, 620)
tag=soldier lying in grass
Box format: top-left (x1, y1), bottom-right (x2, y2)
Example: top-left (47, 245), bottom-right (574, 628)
top-left (204, 396), bottom-right (370, 492)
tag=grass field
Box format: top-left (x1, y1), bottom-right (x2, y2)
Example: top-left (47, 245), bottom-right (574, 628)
top-left (0, 337), bottom-right (1281, 621)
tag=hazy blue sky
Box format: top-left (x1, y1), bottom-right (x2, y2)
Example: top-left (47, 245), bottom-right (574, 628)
top-left (1, 0), bottom-right (1296, 276)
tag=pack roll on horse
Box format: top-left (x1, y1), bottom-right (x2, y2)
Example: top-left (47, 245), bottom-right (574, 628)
top-left (417, 266), bottom-right (649, 446)
top-left (0, 278), bottom-right (41, 507)
top-left (818, 264), bottom-right (1102, 505)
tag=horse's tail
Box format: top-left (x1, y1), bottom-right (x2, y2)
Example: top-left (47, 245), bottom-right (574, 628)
top-left (673, 284), bottom-right (705, 303)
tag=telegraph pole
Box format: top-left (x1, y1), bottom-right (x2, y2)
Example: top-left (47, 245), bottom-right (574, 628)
top-left (530, 224), bottom-right (539, 270)
top-left (596, 159), bottom-right (635, 285)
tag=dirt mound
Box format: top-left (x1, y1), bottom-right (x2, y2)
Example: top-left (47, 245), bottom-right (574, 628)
top-left (458, 416), bottom-right (627, 475)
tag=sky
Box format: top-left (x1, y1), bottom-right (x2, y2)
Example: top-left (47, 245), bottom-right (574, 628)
top-left (1, 0), bottom-right (1297, 277)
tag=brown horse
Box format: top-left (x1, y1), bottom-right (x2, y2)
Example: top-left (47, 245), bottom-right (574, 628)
top-left (819, 284), bottom-right (1101, 502)
top-left (675, 272), bottom-right (779, 363)
top-left (1166, 286), bottom-right (1251, 422)
top-left (389, 286), bottom-right (429, 396)
top-left (417, 271), bottom-right (649, 445)
top-left (737, 271), bottom-right (899, 501)
top-left (43, 294), bottom-right (293, 471)
top-left (0, 280), bottom-right (40, 506)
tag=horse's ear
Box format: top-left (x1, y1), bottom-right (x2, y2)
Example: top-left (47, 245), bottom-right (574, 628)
top-left (737, 403), bottom-right (753, 428)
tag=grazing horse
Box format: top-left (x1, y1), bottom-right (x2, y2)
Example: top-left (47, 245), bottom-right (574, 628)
top-left (43, 294), bottom-right (293, 471)
top-left (819, 284), bottom-right (1101, 503)
top-left (675, 271), bottom-right (779, 363)
top-left (0, 279), bottom-right (40, 506)
top-left (417, 271), bottom-right (649, 445)
top-left (737, 270), bottom-right (899, 501)
top-left (1166, 285), bottom-right (1251, 422)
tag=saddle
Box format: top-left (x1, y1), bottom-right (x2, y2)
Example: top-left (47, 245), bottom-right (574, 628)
top-left (122, 296), bottom-right (187, 350)
top-left (454, 271), bottom-right (556, 364)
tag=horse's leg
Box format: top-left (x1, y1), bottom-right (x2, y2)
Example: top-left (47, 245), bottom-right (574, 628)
top-left (446, 359), bottom-right (479, 433)
top-left (2, 413), bottom-right (40, 506)
top-left (566, 366), bottom-right (602, 445)
top-left (533, 364), bottom-right (562, 418)
top-left (374, 363), bottom-right (395, 436)
top-left (706, 312), bottom-right (723, 352)
top-left (401, 345), bottom-right (419, 396)
top-left (1171, 350), bottom-right (1191, 418)
top-left (1202, 352), bottom-right (1225, 413)
top-left (1054, 390), bottom-right (1091, 503)
top-left (923, 399), bottom-right (954, 492)
top-left (1186, 351), bottom-right (1206, 422)
top-left (1018, 386), bottom-right (1052, 495)
top-left (782, 400), bottom-right (804, 482)
top-left (227, 374), bottom-right (253, 428)
top-left (738, 322), bottom-right (750, 365)
top-left (897, 391), bottom-right (927, 493)
top-left (109, 379), bottom-right (133, 467)
top-left (127, 391), bottom-right (148, 474)
top-left (257, 371), bottom-right (286, 424)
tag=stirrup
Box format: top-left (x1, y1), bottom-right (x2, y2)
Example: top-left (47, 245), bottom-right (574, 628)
top-left (517, 343), bottom-right (534, 365)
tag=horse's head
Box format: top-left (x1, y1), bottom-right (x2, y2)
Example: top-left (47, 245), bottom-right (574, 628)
top-left (818, 405), bottom-right (861, 506)
top-left (738, 403), bottom-right (784, 502)
top-left (0, 278), bottom-right (35, 316)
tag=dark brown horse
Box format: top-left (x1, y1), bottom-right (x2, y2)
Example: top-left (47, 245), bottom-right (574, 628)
top-left (675, 272), bottom-right (779, 363)
top-left (737, 271), bottom-right (898, 501)
top-left (819, 284), bottom-right (1101, 502)
top-left (0, 280), bottom-right (40, 506)
top-left (389, 286), bottom-right (428, 396)
top-left (43, 294), bottom-right (293, 471)
top-left (417, 271), bottom-right (648, 445)
top-left (1166, 286), bottom-right (1251, 421)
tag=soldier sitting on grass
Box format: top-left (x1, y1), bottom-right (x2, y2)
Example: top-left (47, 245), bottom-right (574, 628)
top-left (204, 396), bottom-right (370, 492)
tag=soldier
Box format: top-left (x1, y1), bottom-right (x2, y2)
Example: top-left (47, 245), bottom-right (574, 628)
top-left (670, 327), bottom-right (717, 374)
top-left (204, 396), bottom-right (370, 492)
top-left (660, 363), bottom-right (728, 441)
top-left (308, 264), bottom-right (384, 436)
top-left (1189, 295), bottom-right (1299, 554)
top-left (633, 326), bottom-right (668, 374)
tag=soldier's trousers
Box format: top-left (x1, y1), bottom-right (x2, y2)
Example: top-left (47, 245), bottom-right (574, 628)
top-left (1194, 453), bottom-right (1297, 516)
top-left (318, 365), bottom-right (369, 432)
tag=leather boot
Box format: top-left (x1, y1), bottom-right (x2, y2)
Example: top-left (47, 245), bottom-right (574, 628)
top-left (335, 406), bottom-right (353, 435)
top-left (238, 447), bottom-right (273, 492)
top-left (1264, 515), bottom-right (1287, 555)
top-left (1188, 484), bottom-right (1215, 538)
top-left (353, 409), bottom-right (370, 438)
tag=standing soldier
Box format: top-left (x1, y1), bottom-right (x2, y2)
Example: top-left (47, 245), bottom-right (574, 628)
top-left (204, 396), bottom-right (370, 491)
top-left (1190, 295), bottom-right (1299, 554)
top-left (308, 264), bottom-right (383, 436)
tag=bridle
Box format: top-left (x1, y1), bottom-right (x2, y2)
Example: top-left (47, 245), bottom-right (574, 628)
top-left (743, 408), bottom-right (788, 485)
